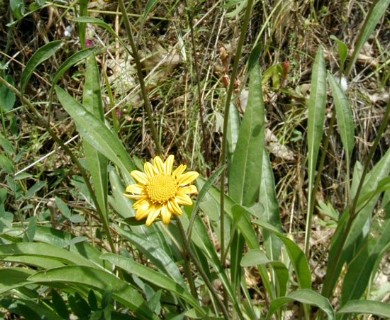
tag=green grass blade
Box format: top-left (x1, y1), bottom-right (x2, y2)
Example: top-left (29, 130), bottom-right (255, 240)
top-left (20, 40), bottom-right (62, 93)
top-left (337, 300), bottom-right (390, 318)
top-left (101, 253), bottom-right (206, 317)
top-left (74, 17), bottom-right (117, 37)
top-left (345, 0), bottom-right (390, 76)
top-left (266, 289), bottom-right (335, 320)
top-left (82, 56), bottom-right (109, 226)
top-left (28, 265), bottom-right (157, 320)
top-left (55, 85), bottom-right (135, 175)
top-left (305, 47), bottom-right (327, 254)
top-left (228, 50), bottom-right (265, 206)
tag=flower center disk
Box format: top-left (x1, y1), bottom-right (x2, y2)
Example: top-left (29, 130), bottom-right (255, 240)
top-left (146, 175), bottom-right (178, 203)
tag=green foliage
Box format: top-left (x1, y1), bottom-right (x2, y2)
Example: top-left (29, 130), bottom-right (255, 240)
top-left (0, 0), bottom-right (389, 319)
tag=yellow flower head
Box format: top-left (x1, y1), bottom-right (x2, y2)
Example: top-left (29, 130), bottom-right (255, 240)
top-left (125, 155), bottom-right (199, 226)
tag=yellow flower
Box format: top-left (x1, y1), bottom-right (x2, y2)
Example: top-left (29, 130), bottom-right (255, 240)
top-left (124, 155), bottom-right (199, 226)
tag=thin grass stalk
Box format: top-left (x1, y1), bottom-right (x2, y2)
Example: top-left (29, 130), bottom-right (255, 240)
top-left (174, 222), bottom-right (199, 301)
top-left (0, 75), bottom-right (116, 253)
top-left (219, 0), bottom-right (255, 272)
top-left (185, 3), bottom-right (210, 174)
top-left (321, 97), bottom-right (390, 301)
top-left (118, 0), bottom-right (162, 155)
top-left (176, 220), bottom-right (230, 319)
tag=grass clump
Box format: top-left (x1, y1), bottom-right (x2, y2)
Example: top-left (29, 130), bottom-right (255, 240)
top-left (0, 0), bottom-right (389, 319)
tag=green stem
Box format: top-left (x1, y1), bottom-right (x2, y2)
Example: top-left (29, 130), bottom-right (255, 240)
top-left (176, 221), bottom-right (198, 301)
top-left (0, 75), bottom-right (116, 253)
top-left (118, 0), bottom-right (162, 155)
top-left (185, 4), bottom-right (210, 174)
top-left (177, 220), bottom-right (230, 319)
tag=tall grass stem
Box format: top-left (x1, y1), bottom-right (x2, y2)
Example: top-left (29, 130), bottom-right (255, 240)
top-left (118, 0), bottom-right (162, 155)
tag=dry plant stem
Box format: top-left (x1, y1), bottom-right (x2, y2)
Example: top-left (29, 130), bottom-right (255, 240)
top-left (118, 0), bottom-right (162, 155)
top-left (219, 0), bottom-right (255, 271)
top-left (321, 98), bottom-right (390, 300)
top-left (177, 220), bottom-right (230, 319)
top-left (0, 75), bottom-right (116, 254)
top-left (185, 5), bottom-right (210, 174)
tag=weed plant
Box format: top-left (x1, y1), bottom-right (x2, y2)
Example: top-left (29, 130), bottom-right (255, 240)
top-left (0, 0), bottom-right (389, 319)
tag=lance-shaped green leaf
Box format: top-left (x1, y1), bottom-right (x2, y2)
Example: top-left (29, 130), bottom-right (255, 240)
top-left (266, 289), bottom-right (335, 320)
top-left (305, 47), bottom-right (327, 252)
top-left (341, 205), bottom-right (390, 305)
top-left (229, 48), bottom-right (265, 206)
top-left (345, 0), bottom-right (390, 76)
top-left (0, 268), bottom-right (35, 294)
top-left (55, 85), bottom-right (135, 175)
top-left (258, 151), bottom-right (283, 261)
top-left (20, 40), bottom-right (63, 93)
top-left (337, 300), bottom-right (390, 318)
top-left (82, 56), bottom-right (109, 226)
top-left (0, 242), bottom-right (98, 268)
top-left (52, 48), bottom-right (96, 86)
top-left (28, 265), bottom-right (157, 320)
top-left (101, 253), bottom-right (207, 317)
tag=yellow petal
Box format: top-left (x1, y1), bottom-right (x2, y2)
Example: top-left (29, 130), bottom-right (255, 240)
top-left (160, 205), bottom-right (172, 224)
top-left (144, 162), bottom-right (155, 179)
top-left (135, 206), bottom-right (151, 221)
top-left (125, 184), bottom-right (144, 194)
top-left (177, 171), bottom-right (199, 186)
top-left (167, 200), bottom-right (183, 215)
top-left (176, 193), bottom-right (193, 206)
top-left (153, 156), bottom-right (165, 174)
top-left (133, 199), bottom-right (150, 210)
top-left (145, 206), bottom-right (161, 226)
top-left (124, 194), bottom-right (144, 200)
top-left (173, 164), bottom-right (186, 178)
top-left (164, 155), bottom-right (174, 175)
top-left (131, 170), bottom-right (148, 185)
top-left (179, 185), bottom-right (198, 195)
